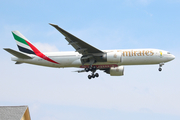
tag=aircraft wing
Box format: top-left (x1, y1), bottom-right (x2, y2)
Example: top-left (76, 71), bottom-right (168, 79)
top-left (49, 23), bottom-right (104, 55)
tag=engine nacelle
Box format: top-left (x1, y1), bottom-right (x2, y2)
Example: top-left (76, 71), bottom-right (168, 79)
top-left (106, 52), bottom-right (122, 63)
top-left (110, 66), bottom-right (124, 76)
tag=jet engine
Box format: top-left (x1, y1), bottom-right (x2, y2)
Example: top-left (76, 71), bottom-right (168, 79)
top-left (103, 52), bottom-right (122, 63)
top-left (105, 66), bottom-right (124, 76)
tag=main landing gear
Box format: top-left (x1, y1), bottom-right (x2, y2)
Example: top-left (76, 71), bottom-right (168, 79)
top-left (85, 66), bottom-right (99, 79)
top-left (158, 63), bottom-right (164, 71)
top-left (88, 73), bottom-right (99, 79)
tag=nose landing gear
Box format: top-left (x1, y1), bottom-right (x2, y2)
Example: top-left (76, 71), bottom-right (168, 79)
top-left (85, 66), bottom-right (99, 79)
top-left (158, 68), bottom-right (162, 71)
top-left (158, 63), bottom-right (164, 71)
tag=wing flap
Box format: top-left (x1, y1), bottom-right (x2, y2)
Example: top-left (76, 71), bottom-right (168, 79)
top-left (4, 48), bottom-right (32, 59)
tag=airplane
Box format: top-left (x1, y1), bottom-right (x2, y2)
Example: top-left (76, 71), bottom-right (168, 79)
top-left (4, 23), bottom-right (175, 79)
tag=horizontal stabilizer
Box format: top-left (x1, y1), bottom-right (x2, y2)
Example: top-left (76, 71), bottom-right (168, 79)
top-left (73, 69), bottom-right (85, 73)
top-left (4, 48), bottom-right (32, 59)
top-left (15, 62), bottom-right (23, 64)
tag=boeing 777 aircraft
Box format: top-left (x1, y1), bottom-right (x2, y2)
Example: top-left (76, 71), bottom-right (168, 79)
top-left (4, 23), bottom-right (175, 79)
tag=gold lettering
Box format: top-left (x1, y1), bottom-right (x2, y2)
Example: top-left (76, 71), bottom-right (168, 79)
top-left (129, 51), bottom-right (131, 56)
top-left (123, 51), bottom-right (125, 56)
top-left (123, 50), bottom-right (154, 56)
top-left (131, 50), bottom-right (133, 56)
top-left (150, 50), bottom-right (154, 56)
top-left (142, 50), bottom-right (145, 56)
top-left (145, 50), bottom-right (149, 56)
top-left (134, 51), bottom-right (137, 56)
top-left (123, 51), bottom-right (131, 56)
top-left (137, 51), bottom-right (141, 56)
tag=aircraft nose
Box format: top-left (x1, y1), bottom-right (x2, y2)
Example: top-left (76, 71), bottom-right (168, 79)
top-left (172, 55), bottom-right (175, 60)
top-left (171, 54), bottom-right (175, 60)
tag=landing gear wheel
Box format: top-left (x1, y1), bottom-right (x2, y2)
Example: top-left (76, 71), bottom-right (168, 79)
top-left (88, 75), bottom-right (92, 79)
top-left (158, 68), bottom-right (162, 71)
top-left (158, 63), bottom-right (164, 72)
top-left (85, 68), bottom-right (89, 72)
top-left (89, 67), bottom-right (93, 71)
top-left (95, 73), bottom-right (99, 77)
top-left (92, 66), bottom-right (97, 70)
top-left (92, 74), bottom-right (95, 78)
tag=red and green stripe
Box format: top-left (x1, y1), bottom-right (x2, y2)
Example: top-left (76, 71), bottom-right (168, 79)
top-left (12, 31), bottom-right (59, 64)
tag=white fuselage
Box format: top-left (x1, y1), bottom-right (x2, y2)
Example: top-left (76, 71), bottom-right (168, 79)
top-left (11, 49), bottom-right (175, 68)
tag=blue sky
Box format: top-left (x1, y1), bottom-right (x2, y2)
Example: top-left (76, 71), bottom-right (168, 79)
top-left (0, 0), bottom-right (180, 120)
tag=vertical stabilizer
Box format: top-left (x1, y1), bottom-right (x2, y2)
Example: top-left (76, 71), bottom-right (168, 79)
top-left (11, 31), bottom-right (59, 64)
top-left (12, 31), bottom-right (35, 54)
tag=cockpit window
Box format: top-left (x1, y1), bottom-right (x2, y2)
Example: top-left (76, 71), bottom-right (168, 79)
top-left (167, 52), bottom-right (171, 54)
